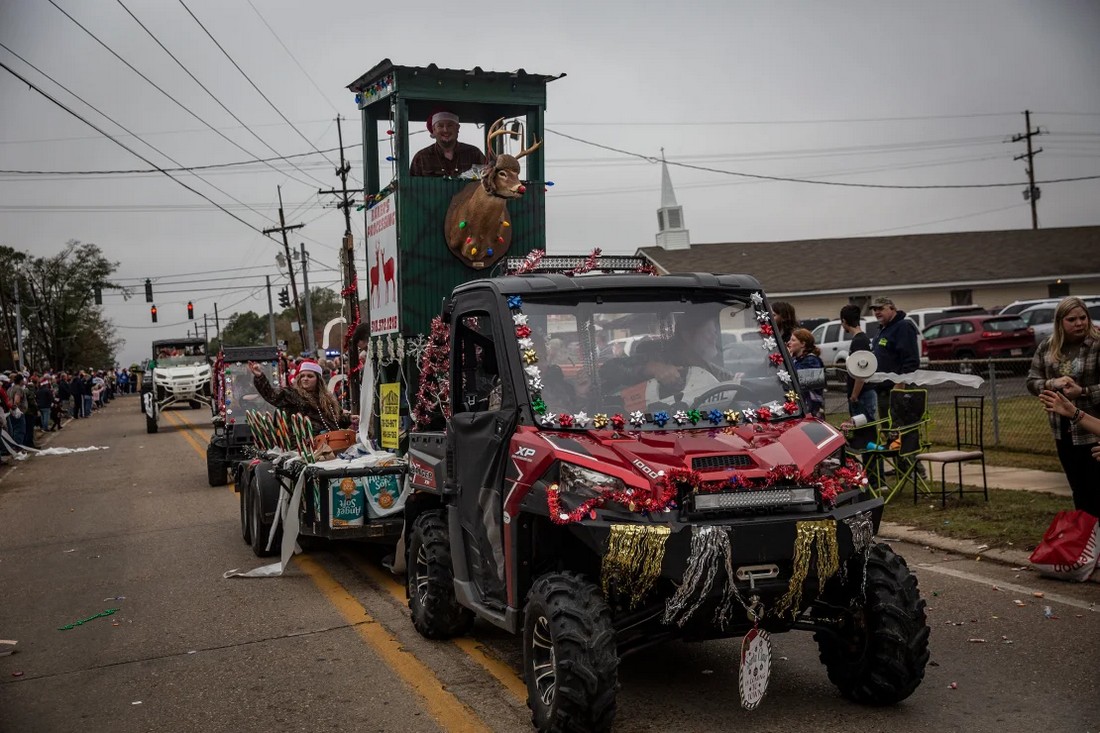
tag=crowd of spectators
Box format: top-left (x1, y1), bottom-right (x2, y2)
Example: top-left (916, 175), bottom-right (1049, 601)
top-left (0, 366), bottom-right (137, 463)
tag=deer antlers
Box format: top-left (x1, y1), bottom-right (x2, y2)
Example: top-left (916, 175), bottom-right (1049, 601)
top-left (485, 117), bottom-right (542, 160)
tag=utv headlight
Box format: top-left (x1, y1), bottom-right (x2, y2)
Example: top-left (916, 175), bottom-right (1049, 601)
top-left (558, 463), bottom-right (626, 495)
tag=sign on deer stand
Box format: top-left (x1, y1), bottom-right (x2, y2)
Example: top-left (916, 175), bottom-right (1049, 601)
top-left (368, 193), bottom-right (399, 333)
top-left (443, 118), bottom-right (542, 270)
top-left (380, 382), bottom-right (400, 449)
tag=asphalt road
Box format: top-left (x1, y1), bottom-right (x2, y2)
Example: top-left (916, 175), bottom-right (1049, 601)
top-left (2, 397), bottom-right (1098, 733)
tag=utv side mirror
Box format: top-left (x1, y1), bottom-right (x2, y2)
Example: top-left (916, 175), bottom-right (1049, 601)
top-left (796, 367), bottom-right (826, 390)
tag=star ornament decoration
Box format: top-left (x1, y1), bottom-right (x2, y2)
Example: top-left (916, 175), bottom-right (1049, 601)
top-left (762, 337), bottom-right (777, 351)
top-left (629, 411), bottom-right (646, 427)
top-left (750, 292), bottom-right (764, 307)
top-left (512, 313), bottom-right (529, 326)
top-left (776, 369), bottom-right (792, 385)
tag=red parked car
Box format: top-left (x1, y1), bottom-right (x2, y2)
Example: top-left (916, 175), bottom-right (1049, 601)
top-left (921, 315), bottom-right (1035, 371)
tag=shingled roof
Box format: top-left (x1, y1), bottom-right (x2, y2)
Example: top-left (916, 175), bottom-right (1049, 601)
top-left (637, 225), bottom-right (1100, 294)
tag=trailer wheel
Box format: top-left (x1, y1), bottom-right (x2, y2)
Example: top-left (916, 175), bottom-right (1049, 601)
top-left (815, 543), bottom-right (930, 705)
top-left (206, 445), bottom-right (228, 486)
top-left (523, 571), bottom-right (618, 733)
top-left (249, 477), bottom-right (279, 558)
top-left (407, 511), bottom-right (473, 639)
top-left (239, 472), bottom-right (252, 545)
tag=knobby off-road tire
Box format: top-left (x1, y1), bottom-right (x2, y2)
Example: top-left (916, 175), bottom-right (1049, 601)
top-left (145, 413), bottom-right (158, 434)
top-left (407, 511), bottom-right (473, 639)
top-left (814, 543), bottom-right (930, 705)
top-left (249, 477), bottom-right (279, 558)
top-left (206, 445), bottom-right (228, 486)
top-left (523, 572), bottom-right (618, 733)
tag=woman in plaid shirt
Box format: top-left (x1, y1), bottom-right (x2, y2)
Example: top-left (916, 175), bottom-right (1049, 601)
top-left (1027, 297), bottom-right (1100, 517)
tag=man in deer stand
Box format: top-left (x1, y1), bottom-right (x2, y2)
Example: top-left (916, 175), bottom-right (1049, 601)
top-left (410, 110), bottom-right (485, 177)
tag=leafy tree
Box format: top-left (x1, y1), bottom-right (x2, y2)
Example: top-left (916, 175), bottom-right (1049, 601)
top-left (218, 311), bottom-right (270, 348)
top-left (0, 241), bottom-right (124, 370)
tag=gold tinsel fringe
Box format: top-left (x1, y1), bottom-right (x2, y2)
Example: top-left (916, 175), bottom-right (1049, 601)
top-left (601, 524), bottom-right (671, 608)
top-left (775, 520), bottom-right (840, 619)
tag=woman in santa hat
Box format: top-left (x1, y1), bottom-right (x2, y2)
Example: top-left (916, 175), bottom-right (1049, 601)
top-left (247, 358), bottom-right (351, 435)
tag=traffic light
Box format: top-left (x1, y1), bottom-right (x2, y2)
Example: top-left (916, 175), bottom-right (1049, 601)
top-left (187, 301), bottom-right (194, 320)
top-left (150, 305), bottom-right (158, 323)
top-left (144, 279), bottom-right (153, 303)
top-left (93, 286), bottom-right (102, 305)
top-left (278, 287), bottom-right (290, 308)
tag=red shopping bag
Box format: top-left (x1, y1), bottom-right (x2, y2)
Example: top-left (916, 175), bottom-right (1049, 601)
top-left (1029, 510), bottom-right (1100, 582)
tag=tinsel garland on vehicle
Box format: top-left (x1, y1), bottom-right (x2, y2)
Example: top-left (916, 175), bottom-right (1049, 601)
top-left (774, 520), bottom-right (841, 620)
top-left (411, 315), bottom-right (452, 427)
top-left (601, 524), bottom-right (671, 609)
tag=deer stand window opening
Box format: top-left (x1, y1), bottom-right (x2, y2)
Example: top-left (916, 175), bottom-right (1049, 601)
top-left (444, 118), bottom-right (542, 270)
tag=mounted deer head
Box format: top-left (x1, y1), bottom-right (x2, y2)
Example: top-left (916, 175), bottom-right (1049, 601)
top-left (443, 118), bottom-right (543, 269)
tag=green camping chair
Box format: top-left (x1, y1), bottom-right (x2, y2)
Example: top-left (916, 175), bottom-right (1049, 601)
top-left (855, 387), bottom-right (933, 504)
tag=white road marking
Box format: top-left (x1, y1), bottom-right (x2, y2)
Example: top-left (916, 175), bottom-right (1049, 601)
top-left (915, 563), bottom-right (1098, 612)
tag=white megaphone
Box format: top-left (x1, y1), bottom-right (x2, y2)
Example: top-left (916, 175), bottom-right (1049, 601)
top-left (846, 350), bottom-right (878, 380)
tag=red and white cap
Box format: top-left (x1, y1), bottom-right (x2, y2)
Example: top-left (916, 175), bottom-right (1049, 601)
top-left (294, 359), bottom-right (323, 380)
top-left (427, 110), bottom-right (459, 136)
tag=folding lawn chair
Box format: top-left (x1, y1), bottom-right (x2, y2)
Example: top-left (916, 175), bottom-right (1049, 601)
top-left (854, 387), bottom-right (933, 504)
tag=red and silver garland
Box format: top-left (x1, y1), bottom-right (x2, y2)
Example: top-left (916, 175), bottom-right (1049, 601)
top-left (412, 315), bottom-right (452, 427)
top-left (545, 460), bottom-right (867, 525)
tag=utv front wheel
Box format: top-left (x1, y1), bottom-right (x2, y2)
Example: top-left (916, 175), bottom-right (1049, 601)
top-left (814, 543), bottom-right (930, 705)
top-left (407, 511), bottom-right (473, 639)
top-left (145, 413), bottom-right (158, 434)
top-left (523, 572), bottom-right (618, 733)
top-left (206, 445), bottom-right (228, 486)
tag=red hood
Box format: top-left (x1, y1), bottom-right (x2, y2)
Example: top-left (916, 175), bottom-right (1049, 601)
top-left (535, 418), bottom-right (846, 488)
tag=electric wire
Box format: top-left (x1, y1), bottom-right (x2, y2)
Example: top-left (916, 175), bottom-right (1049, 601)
top-left (177, 0), bottom-right (339, 169)
top-left (114, 0), bottom-right (331, 191)
top-left (546, 128), bottom-right (1100, 189)
top-left (0, 145), bottom-right (347, 176)
top-left (44, 0), bottom-right (312, 205)
top-left (0, 58), bottom-right (266, 235)
top-left (245, 0), bottom-right (340, 115)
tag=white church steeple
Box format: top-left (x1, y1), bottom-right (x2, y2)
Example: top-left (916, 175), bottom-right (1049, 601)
top-left (655, 149), bottom-right (690, 250)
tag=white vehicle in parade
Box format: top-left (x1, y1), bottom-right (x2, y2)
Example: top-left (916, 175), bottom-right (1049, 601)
top-left (140, 337), bottom-right (213, 434)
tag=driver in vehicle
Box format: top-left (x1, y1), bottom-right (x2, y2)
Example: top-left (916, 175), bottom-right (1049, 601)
top-left (616, 313), bottom-right (730, 410)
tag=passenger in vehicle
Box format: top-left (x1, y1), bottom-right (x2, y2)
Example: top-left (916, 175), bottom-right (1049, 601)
top-left (772, 301), bottom-right (799, 344)
top-left (247, 358), bottom-right (351, 435)
top-left (410, 109), bottom-right (486, 178)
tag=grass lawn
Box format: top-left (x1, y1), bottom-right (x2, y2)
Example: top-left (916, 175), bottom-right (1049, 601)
top-left (881, 488), bottom-right (1067, 552)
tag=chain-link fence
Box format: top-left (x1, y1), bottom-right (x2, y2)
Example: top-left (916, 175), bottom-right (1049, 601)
top-left (823, 357), bottom-right (1056, 459)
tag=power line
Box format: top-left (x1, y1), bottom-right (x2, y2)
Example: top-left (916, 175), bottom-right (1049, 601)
top-left (114, 265), bottom-right (279, 282)
top-left (846, 203), bottom-right (1026, 237)
top-left (177, 0), bottom-right (339, 169)
top-left (545, 128), bottom-right (1100, 190)
top-left (114, 0), bottom-right (331, 191)
top-left (549, 111), bottom-right (1023, 126)
top-left (0, 42), bottom-right (280, 229)
top-left (43, 0), bottom-right (311, 205)
top-left (245, 0), bottom-right (340, 115)
top-left (0, 58), bottom-right (266, 235)
top-left (0, 145), bottom-right (347, 175)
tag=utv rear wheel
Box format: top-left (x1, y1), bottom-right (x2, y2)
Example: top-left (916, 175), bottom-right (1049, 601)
top-left (523, 572), bottom-right (618, 733)
top-left (239, 474), bottom-right (252, 544)
top-left (407, 511), bottom-right (473, 639)
top-left (814, 543), bottom-right (929, 705)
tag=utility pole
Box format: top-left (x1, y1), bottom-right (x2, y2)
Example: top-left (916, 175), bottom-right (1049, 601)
top-left (318, 114), bottom-right (363, 408)
top-left (262, 185), bottom-right (306, 351)
top-left (203, 314), bottom-right (209, 344)
top-left (300, 243), bottom-right (316, 356)
top-left (13, 275), bottom-right (24, 371)
top-left (266, 275), bottom-right (276, 347)
top-left (214, 302), bottom-right (220, 341)
top-left (1011, 109), bottom-right (1044, 230)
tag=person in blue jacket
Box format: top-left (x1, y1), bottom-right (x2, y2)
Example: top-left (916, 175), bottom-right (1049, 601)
top-left (870, 296), bottom-right (920, 420)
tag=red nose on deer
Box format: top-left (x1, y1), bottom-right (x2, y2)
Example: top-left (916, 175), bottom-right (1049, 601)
top-left (444, 118), bottom-right (542, 269)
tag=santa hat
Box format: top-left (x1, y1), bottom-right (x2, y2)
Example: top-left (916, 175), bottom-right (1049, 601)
top-left (294, 359), bottom-right (323, 380)
top-left (427, 110), bottom-right (460, 137)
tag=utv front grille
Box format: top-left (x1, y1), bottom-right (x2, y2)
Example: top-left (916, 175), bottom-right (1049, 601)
top-left (692, 454), bottom-right (754, 471)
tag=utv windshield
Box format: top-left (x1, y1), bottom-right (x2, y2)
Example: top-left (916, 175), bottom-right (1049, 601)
top-left (514, 293), bottom-right (798, 428)
top-left (224, 365), bottom-right (276, 413)
top-left (154, 343), bottom-right (207, 368)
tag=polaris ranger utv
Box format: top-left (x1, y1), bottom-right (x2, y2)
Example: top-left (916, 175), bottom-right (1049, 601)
top-left (402, 269), bottom-right (929, 731)
top-left (205, 345), bottom-right (282, 487)
top-left (141, 337), bottom-right (212, 434)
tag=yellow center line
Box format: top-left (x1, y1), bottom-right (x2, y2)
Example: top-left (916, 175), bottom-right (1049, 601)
top-left (169, 409), bottom-right (495, 731)
top-left (161, 411), bottom-right (208, 460)
top-left (295, 554), bottom-right (491, 733)
top-left (166, 410), bottom-right (236, 492)
top-left (342, 551), bottom-right (528, 703)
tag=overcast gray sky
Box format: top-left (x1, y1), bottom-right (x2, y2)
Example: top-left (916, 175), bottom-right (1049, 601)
top-left (2, 0), bottom-right (1098, 366)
